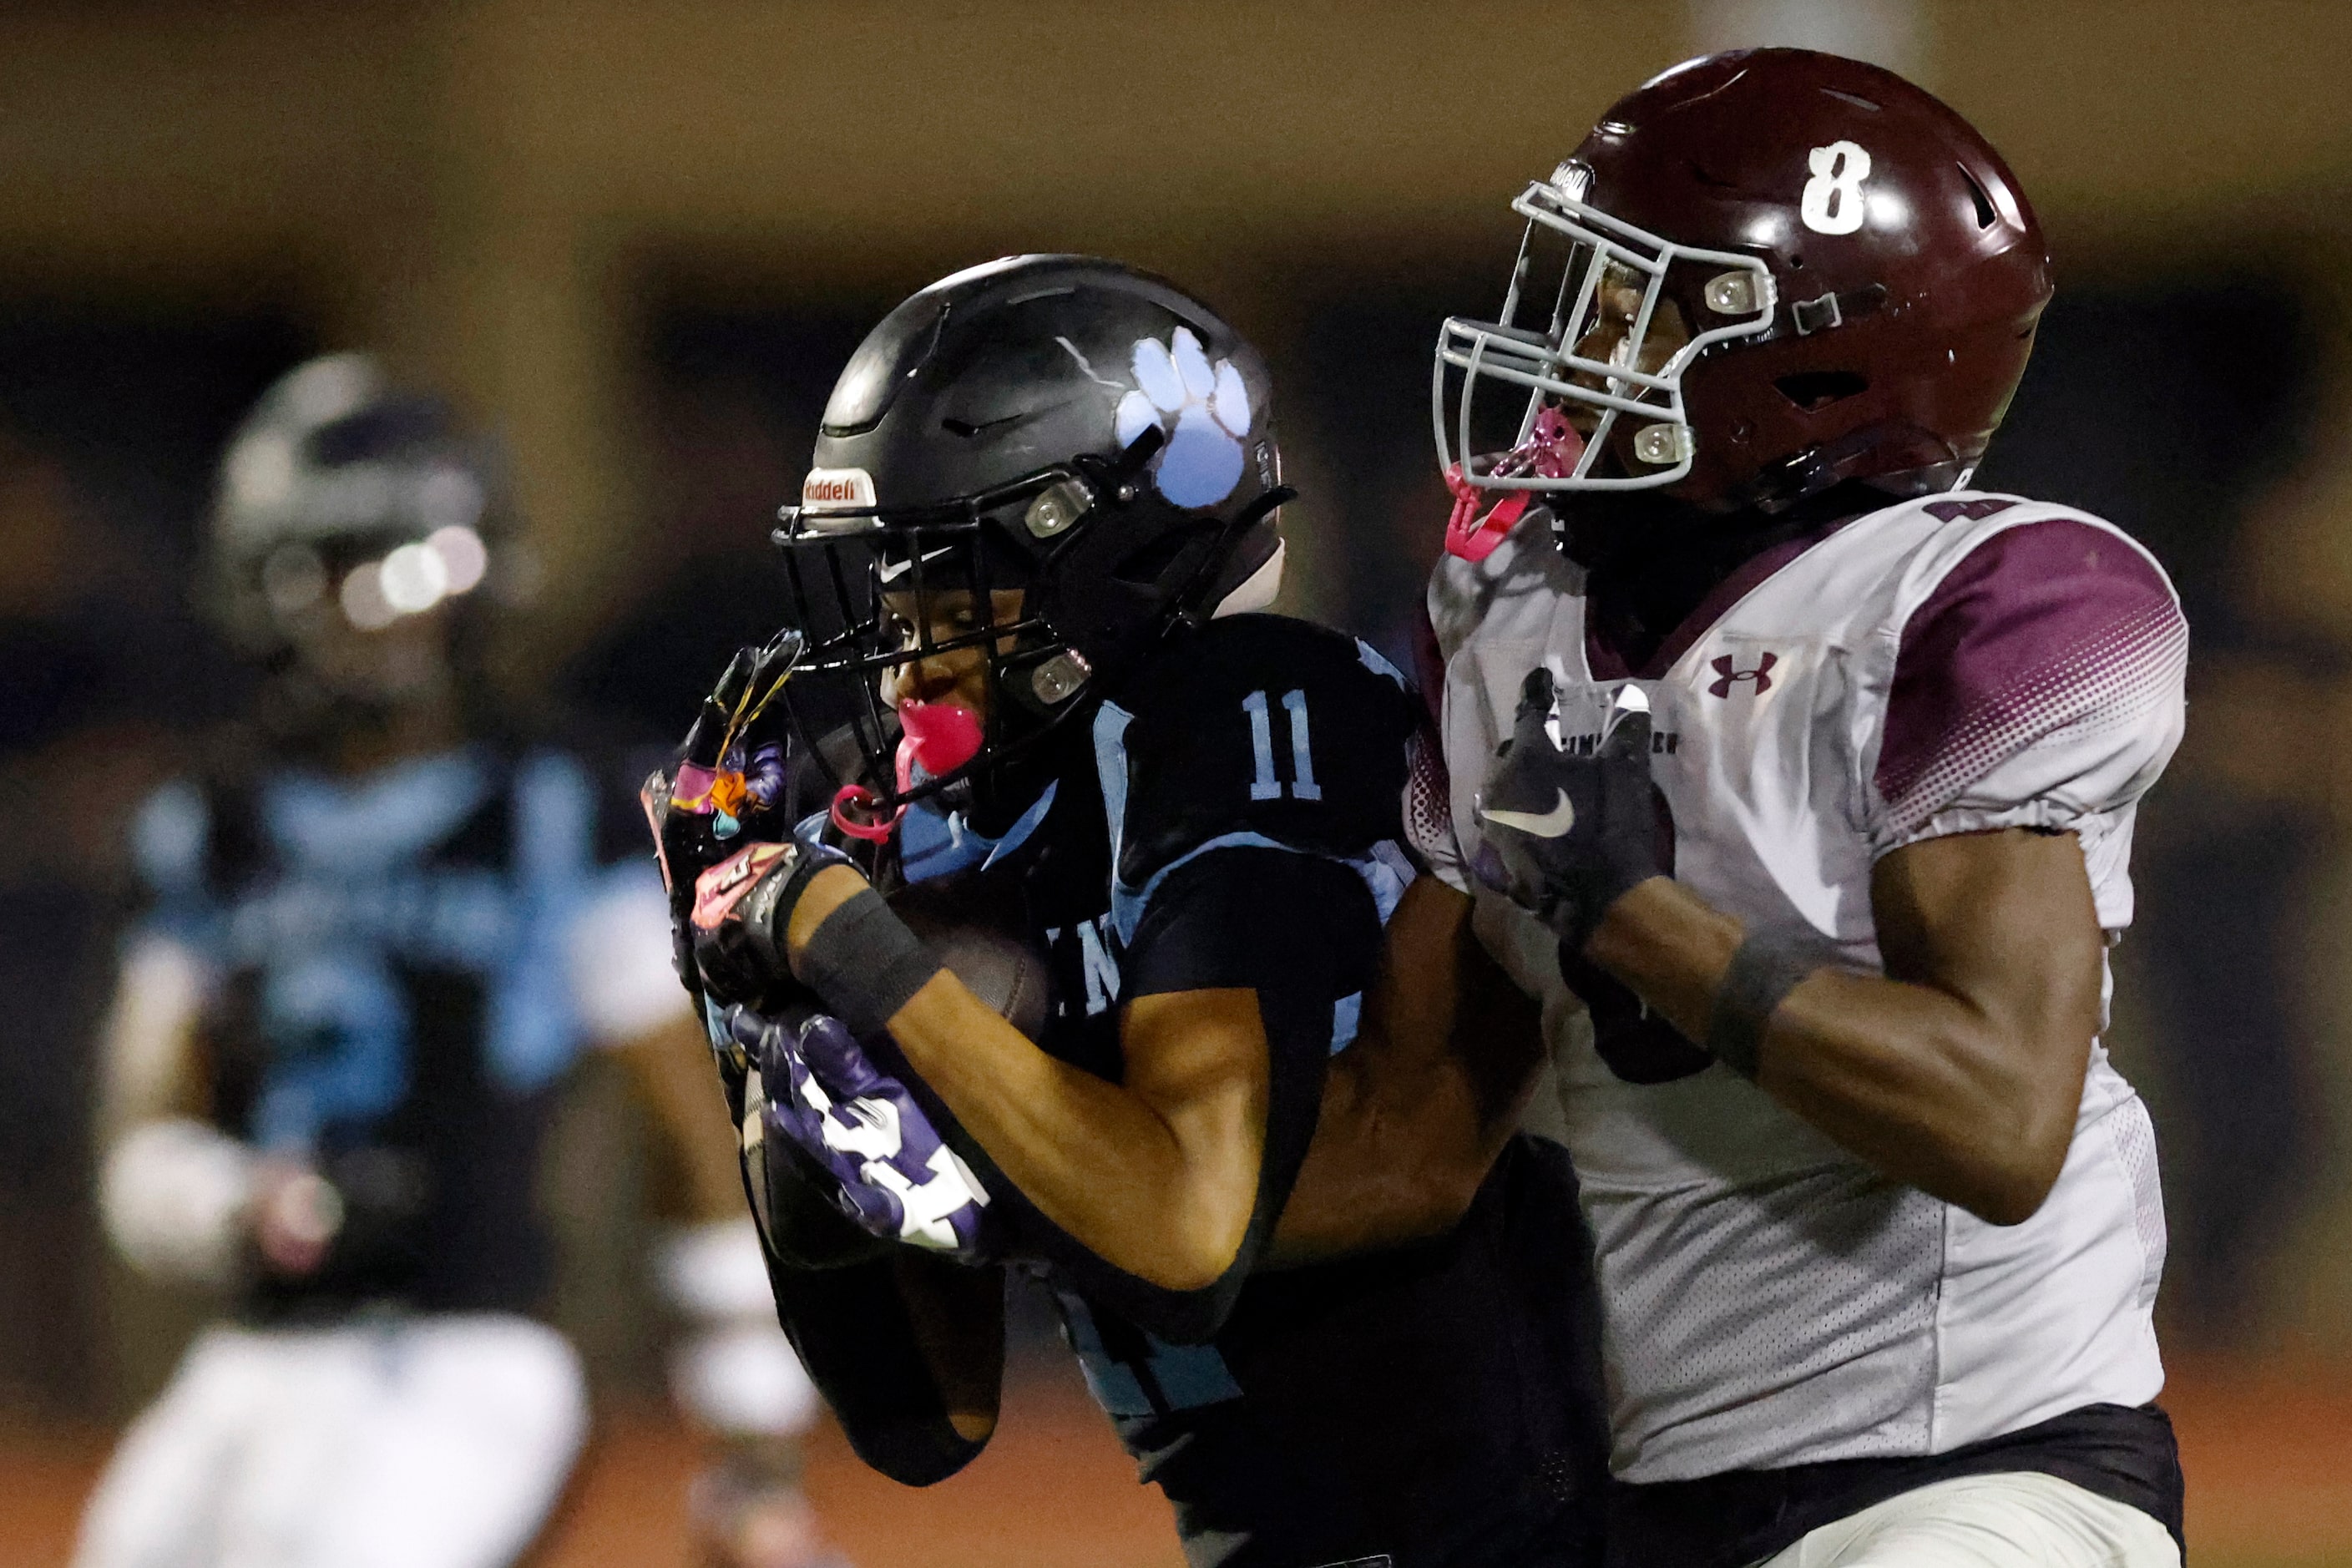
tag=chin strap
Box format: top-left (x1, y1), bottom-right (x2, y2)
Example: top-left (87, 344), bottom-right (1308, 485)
top-left (1211, 535), bottom-right (1287, 617)
top-left (1077, 422), bottom-right (1169, 495)
top-left (1170, 485), bottom-right (1297, 633)
top-left (829, 783), bottom-right (903, 842)
top-left (1747, 420), bottom-right (1963, 513)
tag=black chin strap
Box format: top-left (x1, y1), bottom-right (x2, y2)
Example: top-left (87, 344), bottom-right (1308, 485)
top-left (1073, 423), bottom-right (1168, 497)
top-left (1169, 484), bottom-right (1297, 632)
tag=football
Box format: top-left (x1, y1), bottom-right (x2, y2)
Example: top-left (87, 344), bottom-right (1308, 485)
top-left (889, 874), bottom-right (1053, 1042)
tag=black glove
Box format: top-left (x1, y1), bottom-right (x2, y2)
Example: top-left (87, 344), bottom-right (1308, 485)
top-left (686, 819), bottom-right (853, 1012)
top-left (643, 635), bottom-right (812, 1017)
top-left (645, 644), bottom-right (791, 974)
top-left (1471, 666), bottom-right (1667, 951)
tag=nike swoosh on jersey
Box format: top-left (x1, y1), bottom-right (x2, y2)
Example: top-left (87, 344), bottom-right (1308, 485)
top-left (1479, 790), bottom-right (1576, 838)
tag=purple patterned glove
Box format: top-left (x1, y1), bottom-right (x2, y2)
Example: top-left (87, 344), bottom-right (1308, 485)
top-left (723, 1004), bottom-right (997, 1262)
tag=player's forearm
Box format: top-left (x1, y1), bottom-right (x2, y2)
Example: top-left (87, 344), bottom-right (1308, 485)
top-left (1587, 879), bottom-right (2087, 1224)
top-left (884, 975), bottom-right (1263, 1290)
top-left (777, 865), bottom-right (1265, 1287)
top-left (1269, 1055), bottom-right (1489, 1262)
top-left (1271, 878), bottom-right (1539, 1262)
top-left (1753, 966), bottom-right (2088, 1222)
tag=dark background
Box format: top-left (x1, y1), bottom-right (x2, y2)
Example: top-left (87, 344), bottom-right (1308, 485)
top-left (3, 3), bottom-right (2350, 1563)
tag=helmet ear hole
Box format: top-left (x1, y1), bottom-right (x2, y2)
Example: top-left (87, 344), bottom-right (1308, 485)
top-left (1958, 164), bottom-right (1998, 230)
top-left (1774, 371), bottom-right (1870, 412)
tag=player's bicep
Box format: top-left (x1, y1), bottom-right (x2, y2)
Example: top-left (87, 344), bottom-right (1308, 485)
top-left (1870, 827), bottom-right (2105, 1064)
top-left (1118, 849), bottom-right (1380, 1274)
top-left (565, 864), bottom-right (695, 1050)
top-left (1115, 988), bottom-right (1270, 1260)
top-left (1118, 987), bottom-right (1270, 1120)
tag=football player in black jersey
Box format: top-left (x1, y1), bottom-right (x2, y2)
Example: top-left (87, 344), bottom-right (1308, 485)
top-left (78, 356), bottom-right (841, 1568)
top-left (645, 257), bottom-right (1609, 1568)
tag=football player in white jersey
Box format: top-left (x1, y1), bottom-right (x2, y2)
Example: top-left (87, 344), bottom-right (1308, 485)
top-left (1414, 49), bottom-right (2188, 1568)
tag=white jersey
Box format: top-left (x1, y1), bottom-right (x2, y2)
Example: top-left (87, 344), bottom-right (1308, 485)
top-left (1424, 492), bottom-right (2188, 1483)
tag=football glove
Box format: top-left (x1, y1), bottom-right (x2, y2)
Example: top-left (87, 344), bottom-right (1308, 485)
top-left (688, 823), bottom-right (852, 1011)
top-left (641, 635), bottom-right (803, 1011)
top-left (1472, 666), bottom-right (1667, 951)
top-left (723, 1004), bottom-right (997, 1263)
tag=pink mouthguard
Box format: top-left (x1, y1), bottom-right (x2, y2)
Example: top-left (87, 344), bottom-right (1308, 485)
top-left (894, 700), bottom-right (984, 792)
top-left (1445, 407), bottom-right (1586, 563)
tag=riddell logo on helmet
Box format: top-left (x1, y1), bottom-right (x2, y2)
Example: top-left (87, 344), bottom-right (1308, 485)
top-left (802, 468), bottom-right (876, 512)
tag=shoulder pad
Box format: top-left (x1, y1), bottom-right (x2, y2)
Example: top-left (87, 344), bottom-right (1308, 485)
top-left (1895, 494), bottom-right (2177, 609)
top-left (1873, 507), bottom-right (2187, 839)
top-left (1105, 615), bottom-right (1416, 888)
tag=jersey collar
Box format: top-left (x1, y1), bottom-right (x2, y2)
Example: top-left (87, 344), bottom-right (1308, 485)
top-left (898, 781), bottom-right (1060, 884)
top-left (1585, 515), bottom-right (1854, 680)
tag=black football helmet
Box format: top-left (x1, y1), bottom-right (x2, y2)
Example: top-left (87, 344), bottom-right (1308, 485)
top-left (770, 255), bottom-right (1290, 835)
top-left (210, 353), bottom-right (514, 651)
top-left (206, 353), bottom-right (524, 741)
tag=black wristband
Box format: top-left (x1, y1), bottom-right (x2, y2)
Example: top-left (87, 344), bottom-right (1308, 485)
top-left (797, 888), bottom-right (946, 1038)
top-left (1705, 929), bottom-right (1821, 1080)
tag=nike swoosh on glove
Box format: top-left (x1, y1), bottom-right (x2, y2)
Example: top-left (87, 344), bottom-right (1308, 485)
top-left (1471, 665), bottom-right (1668, 951)
top-left (725, 1004), bottom-right (998, 1262)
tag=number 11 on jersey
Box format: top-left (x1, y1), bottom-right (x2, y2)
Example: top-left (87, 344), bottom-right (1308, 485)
top-left (1243, 689), bottom-right (1321, 802)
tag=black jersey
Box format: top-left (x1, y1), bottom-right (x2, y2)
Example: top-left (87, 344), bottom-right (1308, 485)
top-left (882, 615), bottom-right (1609, 1568)
top-left (129, 741), bottom-right (656, 1321)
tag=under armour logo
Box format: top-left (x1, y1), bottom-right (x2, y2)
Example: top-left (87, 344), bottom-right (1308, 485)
top-left (1708, 652), bottom-right (1778, 698)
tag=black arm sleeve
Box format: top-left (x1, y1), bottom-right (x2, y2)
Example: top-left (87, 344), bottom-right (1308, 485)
top-left (751, 1128), bottom-right (899, 1271)
top-left (1124, 847), bottom-right (1378, 1331)
top-left (913, 847), bottom-right (1382, 1344)
top-left (761, 1249), bottom-right (1004, 1486)
top-left (740, 1018), bottom-right (1004, 1485)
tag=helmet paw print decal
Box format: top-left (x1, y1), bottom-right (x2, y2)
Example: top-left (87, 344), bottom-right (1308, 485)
top-left (1115, 326), bottom-right (1252, 508)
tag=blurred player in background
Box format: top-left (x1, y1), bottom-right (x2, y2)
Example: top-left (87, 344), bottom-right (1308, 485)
top-left (78, 354), bottom-right (837, 1568)
top-left (646, 256), bottom-right (1611, 1568)
top-left (1426, 50), bottom-right (2186, 1568)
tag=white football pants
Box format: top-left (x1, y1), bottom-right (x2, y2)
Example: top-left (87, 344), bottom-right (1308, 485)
top-left (74, 1315), bottom-right (589, 1568)
top-left (1759, 1471), bottom-right (2181, 1567)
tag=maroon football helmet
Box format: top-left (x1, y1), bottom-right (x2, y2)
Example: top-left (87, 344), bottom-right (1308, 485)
top-left (1436, 48), bottom-right (2052, 513)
